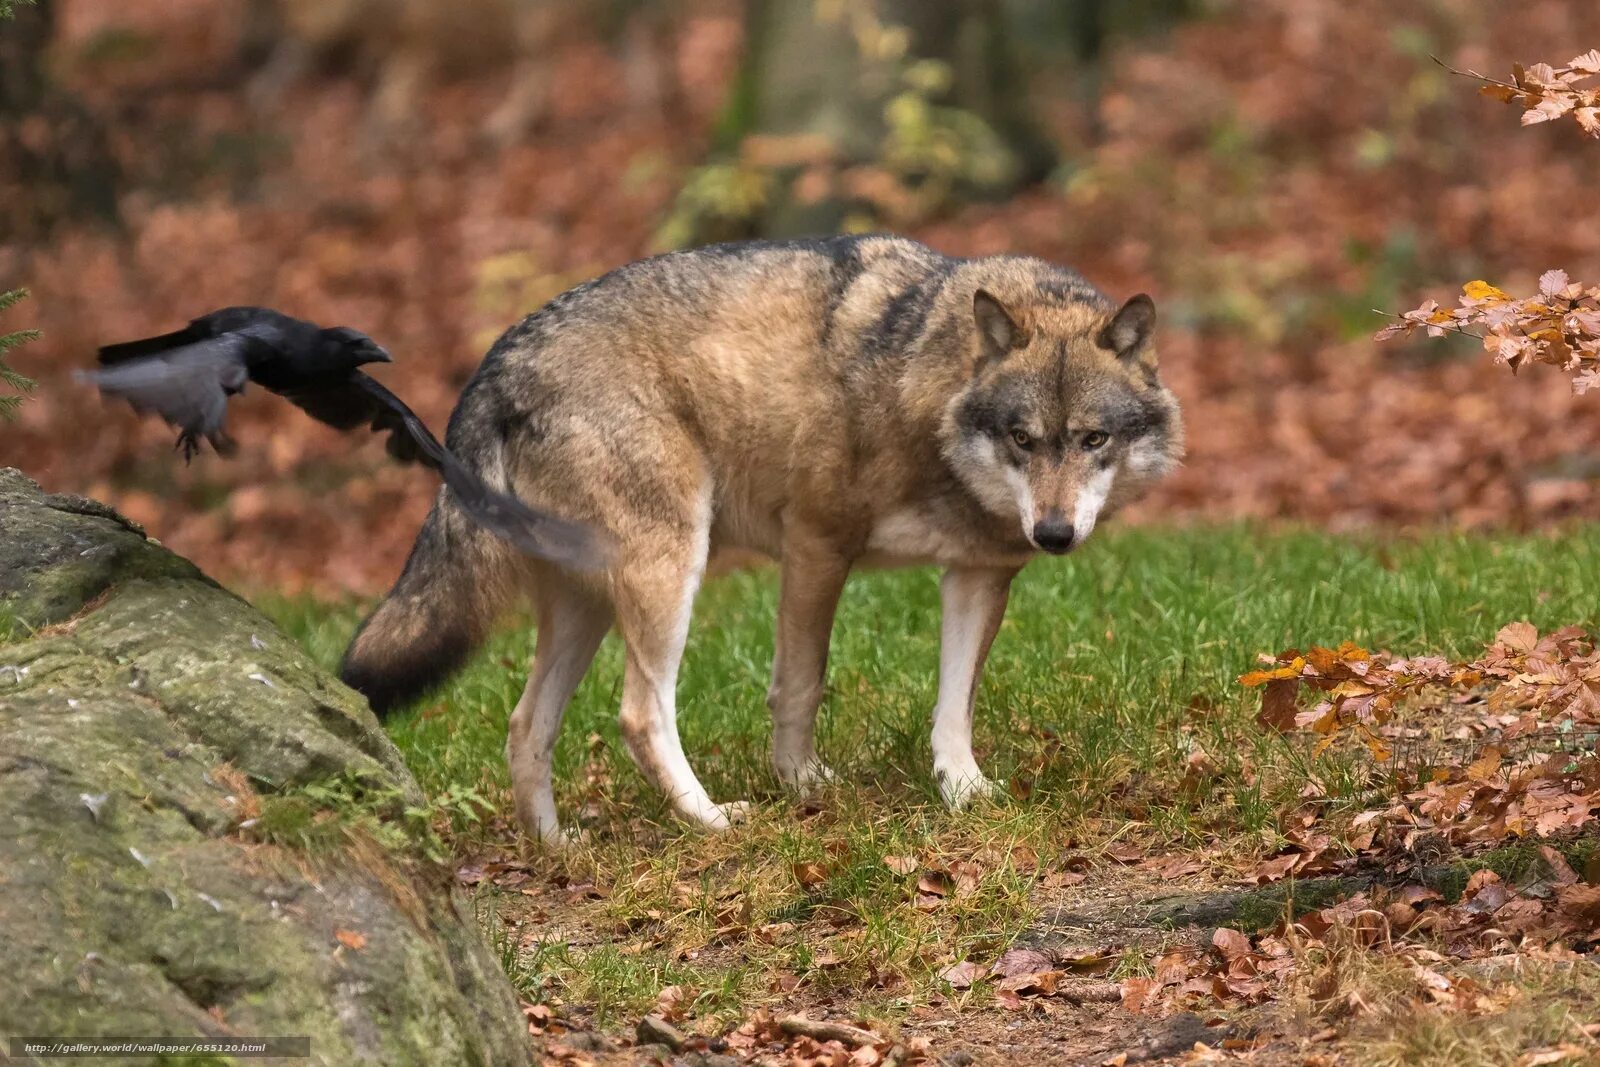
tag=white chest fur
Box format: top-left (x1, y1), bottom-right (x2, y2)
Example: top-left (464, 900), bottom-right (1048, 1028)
top-left (862, 508), bottom-right (1029, 569)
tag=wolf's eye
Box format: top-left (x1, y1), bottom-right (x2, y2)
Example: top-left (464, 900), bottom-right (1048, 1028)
top-left (1009, 429), bottom-right (1034, 451)
top-left (1083, 431), bottom-right (1109, 450)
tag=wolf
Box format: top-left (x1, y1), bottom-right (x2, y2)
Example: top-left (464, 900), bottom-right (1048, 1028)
top-left (339, 235), bottom-right (1184, 843)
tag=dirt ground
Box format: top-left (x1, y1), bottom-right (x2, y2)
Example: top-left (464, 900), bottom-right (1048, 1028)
top-left (498, 861), bottom-right (1545, 1066)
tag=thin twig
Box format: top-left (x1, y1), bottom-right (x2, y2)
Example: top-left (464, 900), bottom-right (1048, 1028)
top-left (1429, 53), bottom-right (1593, 107)
top-left (1370, 308), bottom-right (1485, 341)
top-left (777, 1015), bottom-right (883, 1047)
top-left (1429, 54), bottom-right (1522, 93)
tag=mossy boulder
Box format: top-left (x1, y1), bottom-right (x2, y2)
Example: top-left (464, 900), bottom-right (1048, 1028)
top-left (0, 469), bottom-right (530, 1065)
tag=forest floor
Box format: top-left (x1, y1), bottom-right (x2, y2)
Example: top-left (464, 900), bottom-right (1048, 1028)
top-left (263, 525), bottom-right (1600, 1067)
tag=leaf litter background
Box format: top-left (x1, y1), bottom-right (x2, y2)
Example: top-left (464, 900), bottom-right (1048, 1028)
top-left (6, 0), bottom-right (1600, 593)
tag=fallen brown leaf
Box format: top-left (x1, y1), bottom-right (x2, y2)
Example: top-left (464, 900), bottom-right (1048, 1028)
top-left (793, 861), bottom-right (829, 888)
top-left (939, 960), bottom-right (983, 989)
top-left (990, 947), bottom-right (1055, 978)
top-left (1042, 870), bottom-right (1088, 889)
top-left (1211, 928), bottom-right (1252, 962)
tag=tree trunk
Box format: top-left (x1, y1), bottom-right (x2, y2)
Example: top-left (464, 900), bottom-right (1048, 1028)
top-left (1015, 0), bottom-right (1202, 105)
top-left (682, 0), bottom-right (1056, 240)
top-left (0, 0), bottom-right (121, 239)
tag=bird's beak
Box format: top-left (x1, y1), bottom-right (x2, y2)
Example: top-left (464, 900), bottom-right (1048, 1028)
top-left (371, 347), bottom-right (393, 363)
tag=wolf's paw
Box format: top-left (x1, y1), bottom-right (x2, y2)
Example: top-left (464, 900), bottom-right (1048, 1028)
top-left (774, 755), bottom-right (836, 793)
top-left (675, 796), bottom-right (752, 832)
top-left (527, 823), bottom-right (589, 850)
top-left (713, 800), bottom-right (753, 827)
top-left (513, 797), bottom-right (588, 849)
top-left (936, 765), bottom-right (1001, 810)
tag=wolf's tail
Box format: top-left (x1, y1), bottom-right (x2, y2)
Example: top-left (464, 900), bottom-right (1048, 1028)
top-left (339, 492), bottom-right (520, 718)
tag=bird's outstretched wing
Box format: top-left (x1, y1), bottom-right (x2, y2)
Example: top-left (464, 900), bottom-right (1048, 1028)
top-left (276, 372), bottom-right (444, 465)
top-left (96, 307), bottom-right (289, 366)
top-left (85, 336), bottom-right (252, 459)
top-left (280, 372), bottom-right (612, 570)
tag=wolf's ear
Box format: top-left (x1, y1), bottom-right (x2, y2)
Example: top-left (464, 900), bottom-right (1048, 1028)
top-left (1097, 294), bottom-right (1156, 360)
top-left (973, 289), bottom-right (1023, 367)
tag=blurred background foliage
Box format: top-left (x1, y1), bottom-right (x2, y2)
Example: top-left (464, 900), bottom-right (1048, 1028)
top-left (662, 0), bottom-right (1201, 243)
top-left (2, 0), bottom-right (1599, 591)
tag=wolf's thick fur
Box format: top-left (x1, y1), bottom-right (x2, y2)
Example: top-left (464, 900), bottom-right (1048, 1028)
top-left (341, 235), bottom-right (1184, 842)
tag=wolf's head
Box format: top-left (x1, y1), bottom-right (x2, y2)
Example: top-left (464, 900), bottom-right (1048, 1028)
top-left (941, 286), bottom-right (1183, 554)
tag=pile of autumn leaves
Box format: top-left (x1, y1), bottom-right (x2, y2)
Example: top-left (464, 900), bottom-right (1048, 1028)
top-left (1241, 621), bottom-right (1600, 855)
top-left (1220, 623), bottom-right (1600, 1008)
top-left (941, 621), bottom-right (1600, 1024)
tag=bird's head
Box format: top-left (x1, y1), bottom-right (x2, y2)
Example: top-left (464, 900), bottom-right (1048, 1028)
top-left (321, 327), bottom-right (392, 367)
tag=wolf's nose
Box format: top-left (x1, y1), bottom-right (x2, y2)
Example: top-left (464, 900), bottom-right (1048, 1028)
top-left (1033, 517), bottom-right (1075, 554)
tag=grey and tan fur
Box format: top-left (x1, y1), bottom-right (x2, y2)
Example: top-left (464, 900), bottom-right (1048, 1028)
top-left (340, 235), bottom-right (1184, 843)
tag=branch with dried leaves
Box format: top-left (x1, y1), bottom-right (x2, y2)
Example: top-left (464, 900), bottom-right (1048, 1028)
top-left (1435, 50), bottom-right (1600, 137)
top-left (1376, 272), bottom-right (1600, 392)
top-left (1378, 53), bottom-right (1600, 388)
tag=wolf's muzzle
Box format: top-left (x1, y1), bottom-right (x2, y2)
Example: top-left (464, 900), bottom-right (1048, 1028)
top-left (1033, 516), bottom-right (1075, 554)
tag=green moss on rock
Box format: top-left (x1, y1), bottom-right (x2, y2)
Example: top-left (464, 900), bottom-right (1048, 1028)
top-left (0, 469), bottom-right (530, 1066)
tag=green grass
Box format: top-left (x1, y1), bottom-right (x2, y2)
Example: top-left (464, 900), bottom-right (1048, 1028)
top-left (265, 524), bottom-right (1600, 834)
top-left (258, 523), bottom-right (1600, 1026)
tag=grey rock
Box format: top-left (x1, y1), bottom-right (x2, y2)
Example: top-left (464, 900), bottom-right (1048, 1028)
top-left (0, 468), bottom-right (531, 1066)
top-left (636, 1013), bottom-right (688, 1052)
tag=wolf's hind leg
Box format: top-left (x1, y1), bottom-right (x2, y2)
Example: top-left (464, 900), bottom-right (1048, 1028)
top-left (613, 513), bottom-right (742, 829)
top-left (768, 537), bottom-right (850, 791)
top-left (931, 565), bottom-right (1019, 808)
top-left (507, 574), bottom-right (612, 845)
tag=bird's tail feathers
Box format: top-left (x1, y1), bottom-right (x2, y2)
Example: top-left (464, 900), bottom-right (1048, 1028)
top-left (97, 329), bottom-right (198, 365)
top-left (437, 451), bottom-right (614, 571)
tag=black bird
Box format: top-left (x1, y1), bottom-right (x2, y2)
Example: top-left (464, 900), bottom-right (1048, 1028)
top-left (87, 306), bottom-right (607, 569)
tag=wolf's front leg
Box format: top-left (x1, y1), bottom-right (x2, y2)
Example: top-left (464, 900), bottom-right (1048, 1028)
top-left (932, 565), bottom-right (1019, 808)
top-left (768, 536), bottom-right (851, 791)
